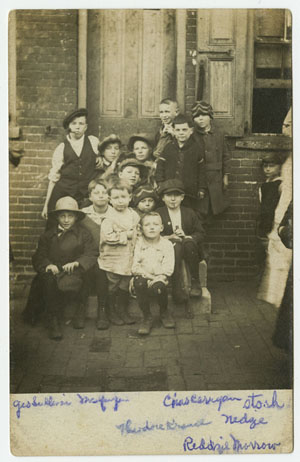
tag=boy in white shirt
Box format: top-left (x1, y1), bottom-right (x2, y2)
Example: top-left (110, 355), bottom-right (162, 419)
top-left (132, 212), bottom-right (175, 335)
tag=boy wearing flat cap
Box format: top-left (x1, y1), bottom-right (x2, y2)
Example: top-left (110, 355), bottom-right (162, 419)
top-left (26, 197), bottom-right (98, 340)
top-left (118, 158), bottom-right (150, 193)
top-left (191, 100), bottom-right (231, 220)
top-left (257, 152), bottom-right (283, 241)
top-left (156, 179), bottom-right (205, 304)
top-left (42, 108), bottom-right (101, 219)
top-left (132, 184), bottom-right (158, 217)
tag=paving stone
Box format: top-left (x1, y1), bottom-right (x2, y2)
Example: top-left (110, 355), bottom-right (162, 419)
top-left (184, 375), bottom-right (206, 391)
top-left (124, 351), bottom-right (144, 368)
top-left (168, 375), bottom-right (186, 390)
top-left (175, 319), bottom-right (193, 334)
top-left (144, 350), bottom-right (164, 367)
top-left (107, 367), bottom-right (147, 378)
top-left (107, 377), bottom-right (128, 392)
top-left (89, 337), bottom-right (111, 353)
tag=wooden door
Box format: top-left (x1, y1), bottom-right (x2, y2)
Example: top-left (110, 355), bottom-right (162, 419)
top-left (196, 9), bottom-right (248, 136)
top-left (96, 9), bottom-right (176, 144)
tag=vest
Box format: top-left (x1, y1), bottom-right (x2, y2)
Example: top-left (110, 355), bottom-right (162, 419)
top-left (259, 179), bottom-right (282, 237)
top-left (59, 136), bottom-right (96, 195)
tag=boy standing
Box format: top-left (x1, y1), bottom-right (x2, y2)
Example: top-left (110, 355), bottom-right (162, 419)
top-left (79, 178), bottom-right (113, 330)
top-left (42, 108), bottom-right (100, 218)
top-left (155, 114), bottom-right (206, 218)
top-left (156, 179), bottom-right (205, 304)
top-left (153, 98), bottom-right (179, 158)
top-left (98, 179), bottom-right (140, 325)
top-left (132, 212), bottom-right (175, 335)
top-left (191, 101), bottom-right (230, 219)
top-left (31, 197), bottom-right (98, 340)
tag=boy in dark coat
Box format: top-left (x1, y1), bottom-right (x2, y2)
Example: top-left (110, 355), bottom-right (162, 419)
top-left (28, 196), bottom-right (98, 340)
top-left (155, 114), bottom-right (207, 220)
top-left (191, 101), bottom-right (230, 219)
top-left (156, 179), bottom-right (205, 304)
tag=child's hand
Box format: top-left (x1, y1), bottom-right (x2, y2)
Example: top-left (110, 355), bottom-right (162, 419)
top-left (95, 156), bottom-right (103, 168)
top-left (127, 229), bottom-right (134, 240)
top-left (167, 233), bottom-right (182, 242)
top-left (163, 124), bottom-right (174, 136)
top-left (197, 190), bottom-right (205, 200)
top-left (46, 264), bottom-right (60, 275)
top-left (148, 275), bottom-right (168, 288)
top-left (41, 204), bottom-right (48, 220)
top-left (62, 261), bottom-right (79, 274)
top-left (223, 174), bottom-right (229, 190)
top-left (175, 227), bottom-right (185, 238)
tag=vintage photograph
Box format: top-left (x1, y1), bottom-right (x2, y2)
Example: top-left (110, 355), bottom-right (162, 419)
top-left (9, 8), bottom-right (293, 398)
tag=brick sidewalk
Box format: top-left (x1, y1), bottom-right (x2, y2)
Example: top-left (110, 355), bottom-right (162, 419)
top-left (10, 280), bottom-right (292, 393)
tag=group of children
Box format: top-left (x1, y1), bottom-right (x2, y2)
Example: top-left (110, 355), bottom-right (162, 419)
top-left (24, 98), bottom-right (232, 340)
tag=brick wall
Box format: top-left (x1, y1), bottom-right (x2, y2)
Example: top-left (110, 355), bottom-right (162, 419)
top-left (10, 10), bottom-right (78, 281)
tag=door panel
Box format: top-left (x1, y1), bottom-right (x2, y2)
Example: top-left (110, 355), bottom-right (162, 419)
top-left (197, 9), bottom-right (248, 135)
top-left (98, 9), bottom-right (176, 145)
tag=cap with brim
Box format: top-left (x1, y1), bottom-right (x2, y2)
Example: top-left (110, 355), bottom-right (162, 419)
top-left (158, 179), bottom-right (185, 196)
top-left (99, 134), bottom-right (122, 154)
top-left (63, 108), bottom-right (88, 129)
top-left (118, 158), bottom-right (149, 179)
top-left (191, 101), bottom-right (214, 119)
top-left (128, 133), bottom-right (153, 152)
top-left (48, 196), bottom-right (86, 221)
top-left (261, 152), bottom-right (283, 165)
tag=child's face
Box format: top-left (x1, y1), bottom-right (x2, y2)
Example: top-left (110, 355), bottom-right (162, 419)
top-left (174, 123), bottom-right (193, 144)
top-left (119, 166), bottom-right (141, 186)
top-left (133, 140), bottom-right (151, 162)
top-left (263, 163), bottom-right (281, 179)
top-left (193, 114), bottom-right (211, 131)
top-left (159, 103), bottom-right (178, 125)
top-left (137, 197), bottom-right (155, 213)
top-left (90, 184), bottom-right (109, 208)
top-left (57, 211), bottom-right (77, 230)
top-left (103, 143), bottom-right (121, 163)
top-left (162, 192), bottom-right (184, 210)
top-left (109, 188), bottom-right (132, 212)
top-left (142, 215), bottom-right (163, 240)
top-left (68, 116), bottom-right (87, 139)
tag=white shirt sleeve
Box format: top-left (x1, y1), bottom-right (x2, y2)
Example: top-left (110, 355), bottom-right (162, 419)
top-left (88, 135), bottom-right (100, 155)
top-left (48, 142), bottom-right (65, 182)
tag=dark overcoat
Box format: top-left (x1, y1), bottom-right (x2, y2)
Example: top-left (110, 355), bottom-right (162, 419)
top-left (193, 125), bottom-right (230, 215)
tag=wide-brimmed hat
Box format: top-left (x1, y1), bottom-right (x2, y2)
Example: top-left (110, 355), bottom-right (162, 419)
top-left (99, 134), bottom-right (122, 154)
top-left (128, 133), bottom-right (153, 152)
top-left (63, 108), bottom-right (88, 129)
top-left (261, 152), bottom-right (284, 165)
top-left (158, 179), bottom-right (185, 196)
top-left (132, 185), bottom-right (158, 207)
top-left (191, 101), bottom-right (214, 119)
top-left (118, 158), bottom-right (149, 179)
top-left (48, 196), bottom-right (85, 220)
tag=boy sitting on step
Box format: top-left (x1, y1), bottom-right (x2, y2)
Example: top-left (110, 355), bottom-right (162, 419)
top-left (132, 212), bottom-right (175, 335)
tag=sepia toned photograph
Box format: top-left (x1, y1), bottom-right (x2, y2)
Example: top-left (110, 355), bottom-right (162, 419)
top-left (8, 5), bottom-right (294, 456)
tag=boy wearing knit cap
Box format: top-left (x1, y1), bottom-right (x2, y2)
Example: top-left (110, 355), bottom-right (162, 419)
top-left (132, 185), bottom-right (158, 217)
top-left (191, 100), bottom-right (231, 220)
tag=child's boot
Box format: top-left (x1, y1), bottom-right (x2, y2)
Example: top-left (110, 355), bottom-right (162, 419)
top-left (48, 314), bottom-right (63, 340)
top-left (96, 300), bottom-right (109, 330)
top-left (107, 293), bottom-right (124, 326)
top-left (73, 302), bottom-right (86, 329)
top-left (138, 316), bottom-right (153, 335)
top-left (190, 278), bottom-right (202, 298)
top-left (117, 290), bottom-right (135, 325)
